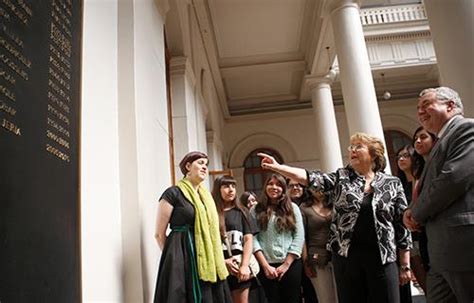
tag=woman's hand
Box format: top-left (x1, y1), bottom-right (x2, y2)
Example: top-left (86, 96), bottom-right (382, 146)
top-left (263, 264), bottom-right (278, 280)
top-left (238, 265), bottom-right (251, 282)
top-left (257, 152), bottom-right (280, 170)
top-left (225, 257), bottom-right (240, 276)
top-left (304, 262), bottom-right (316, 278)
top-left (399, 268), bottom-right (412, 285)
top-left (276, 262), bottom-right (291, 281)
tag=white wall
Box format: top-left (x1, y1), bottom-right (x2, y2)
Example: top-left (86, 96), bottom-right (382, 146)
top-left (132, 0), bottom-right (170, 301)
top-left (82, 1), bottom-right (123, 302)
top-left (224, 98), bottom-right (419, 191)
top-left (82, 0), bottom-right (169, 302)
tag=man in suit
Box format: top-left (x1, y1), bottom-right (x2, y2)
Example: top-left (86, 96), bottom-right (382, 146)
top-left (404, 87), bottom-right (474, 303)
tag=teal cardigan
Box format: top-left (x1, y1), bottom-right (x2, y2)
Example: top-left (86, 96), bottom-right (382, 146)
top-left (251, 202), bottom-right (305, 263)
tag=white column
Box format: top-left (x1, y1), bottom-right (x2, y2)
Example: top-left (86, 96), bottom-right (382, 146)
top-left (307, 74), bottom-right (343, 172)
top-left (206, 130), bottom-right (223, 171)
top-left (329, 0), bottom-right (391, 173)
top-left (424, 0), bottom-right (473, 117)
top-left (170, 56), bottom-right (198, 181)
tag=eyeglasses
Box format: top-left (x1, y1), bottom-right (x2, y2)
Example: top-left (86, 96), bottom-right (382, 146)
top-left (288, 183), bottom-right (302, 189)
top-left (397, 153), bottom-right (410, 160)
top-left (347, 144), bottom-right (366, 152)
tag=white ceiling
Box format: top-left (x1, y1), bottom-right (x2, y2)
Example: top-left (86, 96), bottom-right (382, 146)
top-left (176, 0), bottom-right (436, 117)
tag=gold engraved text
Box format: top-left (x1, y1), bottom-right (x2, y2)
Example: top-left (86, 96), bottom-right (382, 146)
top-left (46, 129), bottom-right (70, 149)
top-left (1, 117), bottom-right (21, 135)
top-left (0, 100), bottom-right (16, 116)
top-left (0, 68), bottom-right (16, 85)
top-left (0, 36), bottom-right (32, 68)
top-left (48, 104), bottom-right (70, 125)
top-left (47, 117), bottom-right (70, 138)
top-left (0, 54), bottom-right (28, 80)
top-left (46, 144), bottom-right (70, 162)
top-left (0, 84), bottom-right (15, 101)
top-left (1, 0), bottom-right (29, 25)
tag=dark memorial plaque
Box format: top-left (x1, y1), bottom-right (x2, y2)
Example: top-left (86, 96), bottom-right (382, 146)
top-left (0, 0), bottom-right (82, 301)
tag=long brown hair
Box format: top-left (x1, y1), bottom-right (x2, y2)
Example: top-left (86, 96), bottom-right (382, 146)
top-left (255, 173), bottom-right (296, 233)
top-left (212, 175), bottom-right (249, 240)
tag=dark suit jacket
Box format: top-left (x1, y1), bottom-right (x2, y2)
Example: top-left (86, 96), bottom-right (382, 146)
top-left (411, 115), bottom-right (474, 271)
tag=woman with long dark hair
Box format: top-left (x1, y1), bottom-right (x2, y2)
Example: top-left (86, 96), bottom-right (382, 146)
top-left (258, 133), bottom-right (412, 303)
top-left (212, 175), bottom-right (255, 303)
top-left (250, 173), bottom-right (305, 303)
top-left (408, 126), bottom-right (437, 292)
top-left (240, 191), bottom-right (258, 210)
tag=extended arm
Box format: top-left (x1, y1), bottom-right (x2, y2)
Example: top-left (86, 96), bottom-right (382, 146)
top-left (258, 152), bottom-right (308, 185)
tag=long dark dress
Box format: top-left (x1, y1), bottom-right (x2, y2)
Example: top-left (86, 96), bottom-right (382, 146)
top-left (154, 186), bottom-right (232, 303)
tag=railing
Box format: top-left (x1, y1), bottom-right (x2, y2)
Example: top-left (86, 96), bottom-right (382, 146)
top-left (360, 4), bottom-right (427, 25)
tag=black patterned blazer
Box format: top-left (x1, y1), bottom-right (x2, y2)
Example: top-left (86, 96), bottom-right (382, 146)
top-left (307, 166), bottom-right (412, 265)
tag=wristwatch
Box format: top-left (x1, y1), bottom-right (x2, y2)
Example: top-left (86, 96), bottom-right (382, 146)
top-left (400, 265), bottom-right (411, 272)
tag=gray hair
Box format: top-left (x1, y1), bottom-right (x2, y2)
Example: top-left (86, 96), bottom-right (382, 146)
top-left (419, 87), bottom-right (464, 115)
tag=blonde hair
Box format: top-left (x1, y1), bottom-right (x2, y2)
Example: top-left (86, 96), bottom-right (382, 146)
top-left (350, 132), bottom-right (386, 172)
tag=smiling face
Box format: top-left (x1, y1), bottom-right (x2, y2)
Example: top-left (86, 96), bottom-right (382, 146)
top-left (288, 180), bottom-right (303, 200)
top-left (186, 157), bottom-right (208, 183)
top-left (417, 92), bottom-right (453, 134)
top-left (220, 183), bottom-right (236, 203)
top-left (247, 194), bottom-right (258, 208)
top-left (265, 177), bottom-right (284, 203)
top-left (397, 148), bottom-right (412, 173)
top-left (348, 140), bottom-right (373, 173)
top-left (413, 128), bottom-right (434, 157)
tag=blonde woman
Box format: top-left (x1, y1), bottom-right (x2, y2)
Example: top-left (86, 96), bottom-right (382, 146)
top-left (258, 133), bottom-right (412, 303)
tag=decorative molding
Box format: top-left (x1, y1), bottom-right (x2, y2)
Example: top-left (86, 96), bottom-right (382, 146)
top-left (170, 56), bottom-right (196, 87)
top-left (360, 4), bottom-right (427, 26)
top-left (365, 31), bottom-right (431, 43)
top-left (228, 133), bottom-right (297, 168)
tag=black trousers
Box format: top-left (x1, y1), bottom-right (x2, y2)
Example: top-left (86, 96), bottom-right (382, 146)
top-left (332, 247), bottom-right (400, 303)
top-left (259, 259), bottom-right (303, 303)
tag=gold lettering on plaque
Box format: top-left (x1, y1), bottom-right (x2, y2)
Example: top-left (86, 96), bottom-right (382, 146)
top-left (47, 117), bottom-right (70, 138)
top-left (0, 36), bottom-right (32, 68)
top-left (49, 52), bottom-right (71, 80)
top-left (16, 0), bottom-right (33, 17)
top-left (1, 0), bottom-right (29, 24)
top-left (51, 9), bottom-right (71, 38)
top-left (0, 84), bottom-right (15, 101)
top-left (46, 144), bottom-right (70, 162)
top-left (0, 54), bottom-right (28, 80)
top-left (0, 23), bottom-right (23, 48)
top-left (0, 100), bottom-right (16, 116)
top-left (48, 78), bottom-right (70, 102)
top-left (46, 129), bottom-right (70, 149)
top-left (48, 67), bottom-right (70, 91)
top-left (1, 117), bottom-right (21, 135)
top-left (48, 91), bottom-right (70, 113)
top-left (50, 22), bottom-right (71, 58)
top-left (0, 7), bottom-right (11, 20)
top-left (47, 104), bottom-right (70, 125)
top-left (53, 0), bottom-right (72, 18)
top-left (0, 68), bottom-right (16, 85)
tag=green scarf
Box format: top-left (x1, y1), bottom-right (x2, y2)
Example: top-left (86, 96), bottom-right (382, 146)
top-left (177, 178), bottom-right (228, 282)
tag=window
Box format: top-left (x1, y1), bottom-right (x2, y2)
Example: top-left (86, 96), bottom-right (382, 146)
top-left (243, 149), bottom-right (283, 198)
top-left (384, 130), bottom-right (412, 174)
